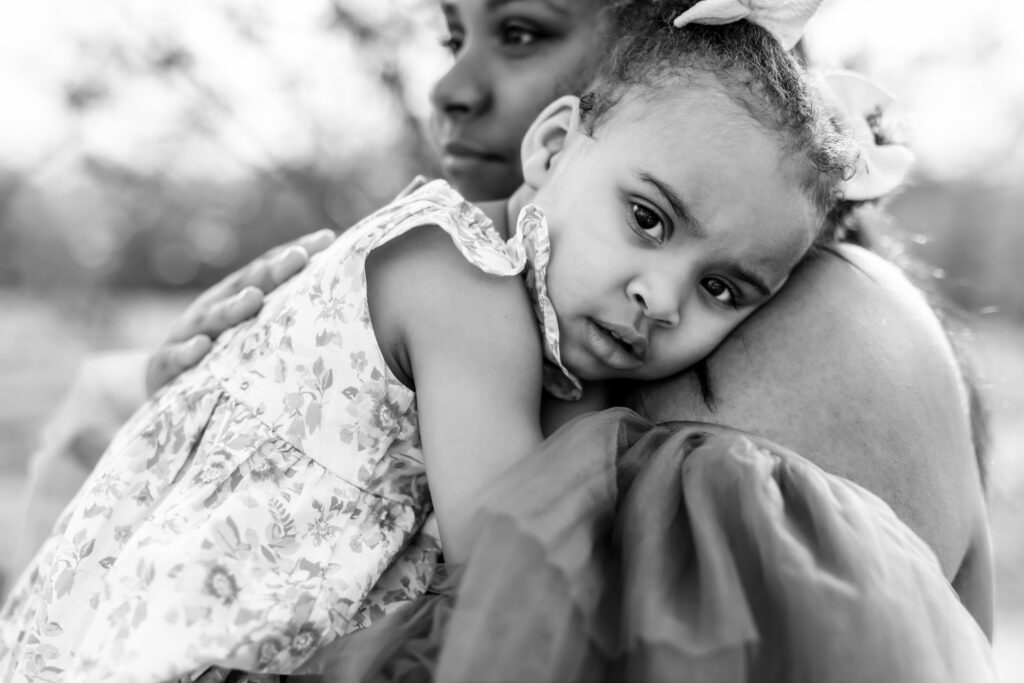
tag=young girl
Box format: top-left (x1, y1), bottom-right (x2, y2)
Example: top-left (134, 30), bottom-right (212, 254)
top-left (0, 5), bottom-right (856, 682)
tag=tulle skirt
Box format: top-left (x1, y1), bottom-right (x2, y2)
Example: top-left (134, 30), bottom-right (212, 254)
top-left (306, 408), bottom-right (995, 683)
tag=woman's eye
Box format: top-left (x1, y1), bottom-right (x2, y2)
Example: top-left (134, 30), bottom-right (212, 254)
top-left (701, 278), bottom-right (736, 306)
top-left (440, 32), bottom-right (464, 55)
top-left (500, 23), bottom-right (540, 47)
top-left (631, 203), bottom-right (666, 243)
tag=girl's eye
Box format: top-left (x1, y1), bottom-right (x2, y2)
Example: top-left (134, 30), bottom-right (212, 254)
top-left (630, 203), bottom-right (666, 243)
top-left (701, 278), bottom-right (737, 307)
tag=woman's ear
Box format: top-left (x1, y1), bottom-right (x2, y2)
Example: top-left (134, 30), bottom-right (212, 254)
top-left (521, 95), bottom-right (579, 189)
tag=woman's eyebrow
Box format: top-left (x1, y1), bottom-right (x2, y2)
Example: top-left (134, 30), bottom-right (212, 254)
top-left (485, 0), bottom-right (570, 16)
top-left (636, 171), bottom-right (707, 239)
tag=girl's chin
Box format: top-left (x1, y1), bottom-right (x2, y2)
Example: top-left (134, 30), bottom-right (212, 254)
top-left (561, 353), bottom-right (618, 384)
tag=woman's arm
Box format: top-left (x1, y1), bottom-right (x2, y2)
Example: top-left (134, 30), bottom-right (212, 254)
top-left (632, 244), bottom-right (994, 637)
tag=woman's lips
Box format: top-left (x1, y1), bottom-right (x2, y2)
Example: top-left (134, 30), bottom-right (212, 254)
top-left (442, 141), bottom-right (506, 162)
top-left (438, 141), bottom-right (505, 171)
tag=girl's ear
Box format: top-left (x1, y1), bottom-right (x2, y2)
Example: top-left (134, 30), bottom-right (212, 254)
top-left (521, 95), bottom-right (579, 189)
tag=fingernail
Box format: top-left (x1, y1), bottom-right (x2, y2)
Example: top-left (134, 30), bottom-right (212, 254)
top-left (234, 286), bottom-right (260, 305)
top-left (273, 246), bottom-right (305, 273)
top-left (273, 245), bottom-right (300, 264)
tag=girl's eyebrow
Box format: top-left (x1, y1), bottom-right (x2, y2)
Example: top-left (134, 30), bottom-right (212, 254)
top-left (723, 263), bottom-right (772, 299)
top-left (636, 171), bottom-right (707, 239)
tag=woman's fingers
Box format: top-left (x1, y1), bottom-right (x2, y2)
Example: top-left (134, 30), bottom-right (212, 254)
top-left (168, 229), bottom-right (336, 343)
top-left (182, 285), bottom-right (266, 342)
top-left (293, 227), bottom-right (336, 259)
top-left (145, 228), bottom-right (336, 395)
top-left (144, 334), bottom-right (213, 396)
top-left (144, 285), bottom-right (260, 395)
top-left (258, 227), bottom-right (336, 289)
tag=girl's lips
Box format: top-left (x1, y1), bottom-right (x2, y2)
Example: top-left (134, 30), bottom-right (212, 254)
top-left (585, 319), bottom-right (645, 371)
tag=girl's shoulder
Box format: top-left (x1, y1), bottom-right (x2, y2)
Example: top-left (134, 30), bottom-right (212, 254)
top-left (374, 179), bottom-right (516, 271)
top-left (364, 181), bottom-right (579, 401)
top-left (366, 217), bottom-right (540, 389)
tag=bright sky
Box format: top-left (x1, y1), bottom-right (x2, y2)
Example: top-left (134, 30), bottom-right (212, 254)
top-left (807, 0), bottom-right (1024, 186)
top-left (1, 0), bottom-right (1021, 185)
top-left (0, 0), bottom-right (445, 181)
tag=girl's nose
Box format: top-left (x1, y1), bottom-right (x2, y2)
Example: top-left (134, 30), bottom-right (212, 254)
top-left (627, 277), bottom-right (682, 327)
top-left (429, 52), bottom-right (491, 121)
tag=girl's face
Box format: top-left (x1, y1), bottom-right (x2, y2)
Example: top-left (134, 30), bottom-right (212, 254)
top-left (430, 0), bottom-right (607, 201)
top-left (526, 89), bottom-right (820, 382)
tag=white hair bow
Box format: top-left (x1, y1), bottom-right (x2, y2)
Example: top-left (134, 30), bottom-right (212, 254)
top-left (672, 0), bottom-right (825, 50)
top-left (817, 70), bottom-right (915, 201)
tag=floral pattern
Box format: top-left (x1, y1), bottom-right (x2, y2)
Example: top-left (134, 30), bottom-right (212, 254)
top-left (0, 180), bottom-right (575, 683)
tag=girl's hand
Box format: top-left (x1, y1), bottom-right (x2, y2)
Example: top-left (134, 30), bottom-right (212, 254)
top-left (144, 228), bottom-right (336, 395)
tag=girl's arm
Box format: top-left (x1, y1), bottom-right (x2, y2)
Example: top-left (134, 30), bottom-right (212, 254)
top-left (366, 225), bottom-right (545, 563)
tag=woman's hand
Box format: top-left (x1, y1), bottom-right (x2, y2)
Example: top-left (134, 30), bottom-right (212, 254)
top-left (145, 228), bottom-right (336, 395)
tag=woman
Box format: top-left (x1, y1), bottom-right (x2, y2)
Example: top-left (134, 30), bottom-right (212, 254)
top-left (635, 242), bottom-right (993, 634)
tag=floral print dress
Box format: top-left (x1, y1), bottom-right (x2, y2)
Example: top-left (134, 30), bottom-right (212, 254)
top-left (0, 180), bottom-right (578, 683)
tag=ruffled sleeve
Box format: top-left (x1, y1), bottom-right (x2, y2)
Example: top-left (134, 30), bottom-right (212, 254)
top-left (508, 204), bottom-right (582, 401)
top-left (413, 183), bottom-right (581, 401)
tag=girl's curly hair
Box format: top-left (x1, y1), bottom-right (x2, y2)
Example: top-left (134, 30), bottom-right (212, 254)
top-left (585, 0), bottom-right (858, 243)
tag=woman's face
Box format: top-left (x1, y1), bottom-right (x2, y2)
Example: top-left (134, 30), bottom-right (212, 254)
top-left (429, 0), bottom-right (607, 201)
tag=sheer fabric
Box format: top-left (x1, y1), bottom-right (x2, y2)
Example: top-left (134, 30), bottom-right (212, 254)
top-left (313, 408), bottom-right (995, 683)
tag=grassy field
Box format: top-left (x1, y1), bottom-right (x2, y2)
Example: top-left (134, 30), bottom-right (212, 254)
top-left (1, 288), bottom-right (1021, 677)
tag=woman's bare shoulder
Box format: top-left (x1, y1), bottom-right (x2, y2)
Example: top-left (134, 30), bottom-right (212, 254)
top-left (636, 244), bottom-right (992, 632)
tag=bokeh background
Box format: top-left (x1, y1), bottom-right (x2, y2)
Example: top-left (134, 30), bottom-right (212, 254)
top-left (1, 0), bottom-right (1021, 677)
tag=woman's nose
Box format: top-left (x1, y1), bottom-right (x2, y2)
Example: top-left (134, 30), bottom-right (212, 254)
top-left (430, 52), bottom-right (491, 121)
top-left (627, 277), bottom-right (682, 327)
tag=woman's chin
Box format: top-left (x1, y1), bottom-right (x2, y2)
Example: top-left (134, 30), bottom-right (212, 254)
top-left (445, 162), bottom-right (521, 202)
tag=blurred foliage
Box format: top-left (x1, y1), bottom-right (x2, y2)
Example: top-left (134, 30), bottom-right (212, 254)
top-left (886, 183), bottom-right (1024, 320)
top-left (0, 0), bottom-right (442, 291)
top-left (0, 0), bottom-right (1021, 325)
